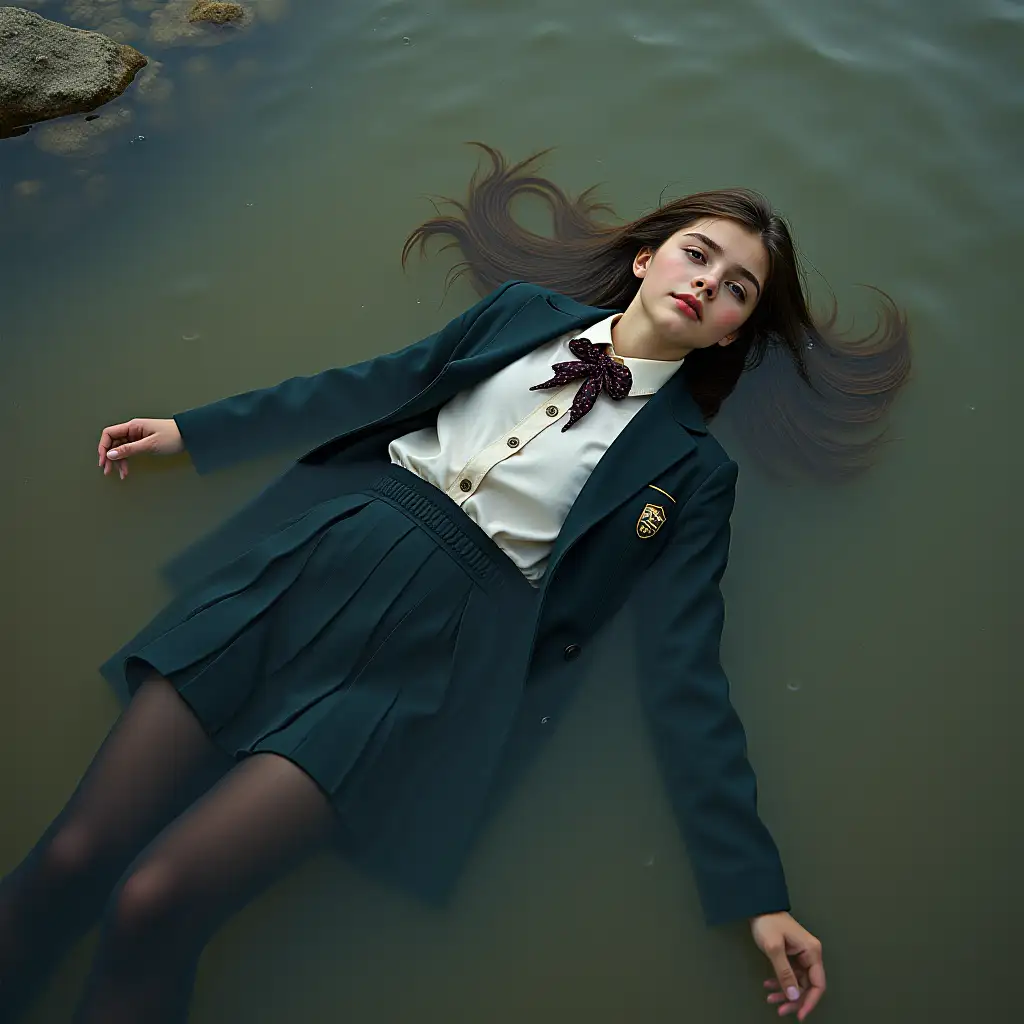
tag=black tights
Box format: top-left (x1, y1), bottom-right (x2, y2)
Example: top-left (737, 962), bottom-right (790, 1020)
top-left (0, 675), bottom-right (336, 1023)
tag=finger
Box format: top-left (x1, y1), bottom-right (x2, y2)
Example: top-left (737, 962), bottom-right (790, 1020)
top-left (808, 960), bottom-right (826, 990)
top-left (797, 994), bottom-right (821, 1020)
top-left (766, 946), bottom-right (802, 1005)
top-left (99, 422), bottom-right (132, 453)
top-left (764, 980), bottom-right (780, 990)
top-left (770, 982), bottom-right (802, 1011)
top-left (106, 440), bottom-right (133, 460)
top-left (796, 947), bottom-right (826, 983)
top-left (796, 965), bottom-right (826, 1020)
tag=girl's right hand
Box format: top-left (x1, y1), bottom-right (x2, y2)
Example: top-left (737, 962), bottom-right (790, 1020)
top-left (98, 417), bottom-right (184, 480)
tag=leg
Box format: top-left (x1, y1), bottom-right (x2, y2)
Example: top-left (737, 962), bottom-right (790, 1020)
top-left (73, 751), bottom-right (336, 1024)
top-left (0, 674), bottom-right (231, 1020)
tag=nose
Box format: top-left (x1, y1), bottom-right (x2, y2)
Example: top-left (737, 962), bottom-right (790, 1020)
top-left (693, 275), bottom-right (717, 299)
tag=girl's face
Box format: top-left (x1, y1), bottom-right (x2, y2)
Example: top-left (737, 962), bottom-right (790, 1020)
top-left (632, 217), bottom-right (769, 354)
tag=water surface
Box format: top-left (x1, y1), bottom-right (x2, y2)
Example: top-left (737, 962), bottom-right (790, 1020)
top-left (1, 0), bottom-right (1020, 1020)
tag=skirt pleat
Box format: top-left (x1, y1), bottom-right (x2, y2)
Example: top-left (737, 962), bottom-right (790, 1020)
top-left (99, 466), bottom-right (537, 894)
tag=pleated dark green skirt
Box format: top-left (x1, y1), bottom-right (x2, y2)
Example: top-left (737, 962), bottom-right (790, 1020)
top-left (100, 465), bottom-right (538, 900)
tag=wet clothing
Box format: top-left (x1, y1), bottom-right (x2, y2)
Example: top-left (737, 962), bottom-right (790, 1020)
top-left (388, 312), bottom-right (683, 582)
top-left (101, 281), bottom-right (790, 926)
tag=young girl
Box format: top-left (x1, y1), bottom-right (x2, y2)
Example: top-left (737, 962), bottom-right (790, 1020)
top-left (0, 145), bottom-right (909, 1023)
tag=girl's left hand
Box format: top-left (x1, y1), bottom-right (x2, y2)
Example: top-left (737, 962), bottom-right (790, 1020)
top-left (750, 911), bottom-right (826, 1019)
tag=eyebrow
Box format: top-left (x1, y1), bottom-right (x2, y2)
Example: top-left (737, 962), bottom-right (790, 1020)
top-left (683, 232), bottom-right (762, 298)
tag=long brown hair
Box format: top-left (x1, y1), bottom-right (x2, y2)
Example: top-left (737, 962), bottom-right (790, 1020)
top-left (402, 143), bottom-right (911, 479)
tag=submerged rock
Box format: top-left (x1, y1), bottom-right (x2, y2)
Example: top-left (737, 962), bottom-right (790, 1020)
top-left (148, 0), bottom-right (251, 47)
top-left (134, 57), bottom-right (173, 103)
top-left (32, 104), bottom-right (131, 155)
top-left (95, 16), bottom-right (144, 44)
top-left (188, 1), bottom-right (246, 25)
top-left (0, 6), bottom-right (146, 138)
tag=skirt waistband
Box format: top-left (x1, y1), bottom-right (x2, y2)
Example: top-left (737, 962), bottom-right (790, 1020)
top-left (366, 466), bottom-right (531, 595)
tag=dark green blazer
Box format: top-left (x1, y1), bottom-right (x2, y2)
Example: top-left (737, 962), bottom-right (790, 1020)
top-left (168, 281), bottom-right (790, 926)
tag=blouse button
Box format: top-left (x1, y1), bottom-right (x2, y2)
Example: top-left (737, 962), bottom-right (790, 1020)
top-left (507, 437), bottom-right (520, 449)
top-left (459, 478), bottom-right (472, 492)
top-left (545, 405), bottom-right (559, 417)
top-left (563, 644), bottom-right (582, 661)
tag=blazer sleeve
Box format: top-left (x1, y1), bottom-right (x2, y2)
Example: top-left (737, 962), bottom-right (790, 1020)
top-left (632, 460), bottom-right (791, 926)
top-left (172, 281), bottom-right (522, 474)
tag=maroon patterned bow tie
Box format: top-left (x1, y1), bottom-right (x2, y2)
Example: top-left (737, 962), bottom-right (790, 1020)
top-left (529, 338), bottom-right (633, 431)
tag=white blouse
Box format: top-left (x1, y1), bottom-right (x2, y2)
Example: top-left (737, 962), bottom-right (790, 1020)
top-left (388, 314), bottom-right (685, 584)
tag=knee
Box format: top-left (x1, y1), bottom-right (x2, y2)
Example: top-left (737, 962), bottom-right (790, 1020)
top-left (42, 822), bottom-right (105, 883)
top-left (103, 863), bottom-right (185, 946)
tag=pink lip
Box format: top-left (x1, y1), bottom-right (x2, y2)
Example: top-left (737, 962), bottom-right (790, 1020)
top-left (672, 294), bottom-right (702, 321)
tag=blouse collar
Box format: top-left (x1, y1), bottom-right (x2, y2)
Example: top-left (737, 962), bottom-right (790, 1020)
top-left (574, 314), bottom-right (686, 397)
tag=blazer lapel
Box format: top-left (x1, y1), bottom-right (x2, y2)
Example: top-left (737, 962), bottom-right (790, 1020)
top-left (542, 366), bottom-right (707, 589)
top-left (444, 292), bottom-right (609, 391)
top-left (379, 292), bottom-right (604, 427)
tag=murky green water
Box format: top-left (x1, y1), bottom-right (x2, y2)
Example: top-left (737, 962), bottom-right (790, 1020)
top-left (2, 0), bottom-right (1021, 1020)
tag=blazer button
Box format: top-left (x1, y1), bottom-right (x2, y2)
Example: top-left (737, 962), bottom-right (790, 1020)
top-left (546, 405), bottom-right (559, 417)
top-left (507, 436), bottom-right (520, 449)
top-left (459, 478), bottom-right (472, 492)
top-left (563, 644), bottom-right (581, 661)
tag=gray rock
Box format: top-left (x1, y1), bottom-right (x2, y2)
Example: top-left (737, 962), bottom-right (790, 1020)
top-left (0, 6), bottom-right (147, 139)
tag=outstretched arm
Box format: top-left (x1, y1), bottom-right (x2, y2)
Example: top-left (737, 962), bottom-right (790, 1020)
top-left (171, 281), bottom-right (521, 474)
top-left (631, 461), bottom-right (825, 1016)
top-left (633, 460), bottom-right (789, 924)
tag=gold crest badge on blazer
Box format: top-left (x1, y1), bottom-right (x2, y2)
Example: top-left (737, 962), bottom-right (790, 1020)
top-left (636, 502), bottom-right (667, 539)
top-left (636, 484), bottom-right (675, 539)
